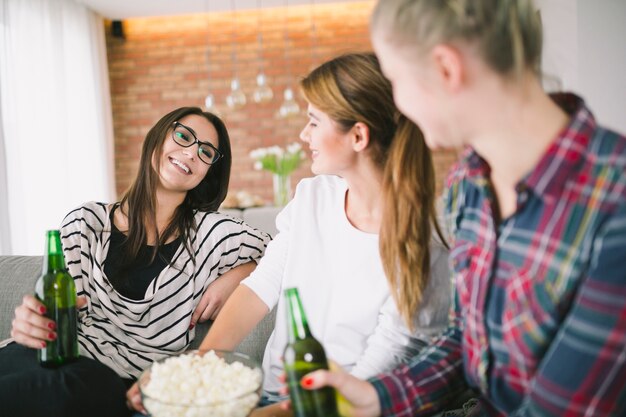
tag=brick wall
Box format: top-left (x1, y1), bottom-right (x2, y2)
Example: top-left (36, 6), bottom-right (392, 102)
top-left (105, 2), bottom-right (459, 203)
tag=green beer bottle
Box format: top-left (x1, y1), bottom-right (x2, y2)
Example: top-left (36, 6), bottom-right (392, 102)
top-left (35, 230), bottom-right (79, 367)
top-left (283, 287), bottom-right (339, 417)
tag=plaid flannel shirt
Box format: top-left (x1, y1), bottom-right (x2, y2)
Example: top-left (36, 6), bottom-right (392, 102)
top-left (369, 94), bottom-right (626, 416)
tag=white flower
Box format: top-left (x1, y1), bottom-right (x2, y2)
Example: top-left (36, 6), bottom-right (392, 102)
top-left (250, 143), bottom-right (304, 176)
top-left (286, 142), bottom-right (301, 154)
top-left (249, 148), bottom-right (268, 159)
top-left (267, 146), bottom-right (283, 157)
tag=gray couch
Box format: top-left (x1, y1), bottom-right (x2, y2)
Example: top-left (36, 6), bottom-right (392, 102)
top-left (0, 256), bottom-right (276, 364)
top-left (0, 207), bottom-right (281, 365)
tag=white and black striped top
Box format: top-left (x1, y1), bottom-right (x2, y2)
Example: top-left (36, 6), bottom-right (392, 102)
top-left (60, 201), bottom-right (270, 379)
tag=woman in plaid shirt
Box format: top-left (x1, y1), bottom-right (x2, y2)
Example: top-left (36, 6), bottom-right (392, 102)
top-left (294, 0), bottom-right (626, 416)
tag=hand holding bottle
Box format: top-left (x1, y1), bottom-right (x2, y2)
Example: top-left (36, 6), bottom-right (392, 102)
top-left (277, 360), bottom-right (381, 417)
top-left (11, 294), bottom-right (87, 349)
top-left (298, 368), bottom-right (381, 417)
top-left (11, 294), bottom-right (57, 349)
top-left (34, 230), bottom-right (80, 366)
top-left (283, 287), bottom-right (340, 417)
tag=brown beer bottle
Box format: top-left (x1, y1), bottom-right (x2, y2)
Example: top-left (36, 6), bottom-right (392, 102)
top-left (283, 287), bottom-right (339, 417)
top-left (34, 230), bottom-right (79, 367)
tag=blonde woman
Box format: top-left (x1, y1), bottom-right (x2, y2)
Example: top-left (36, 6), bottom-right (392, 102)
top-left (301, 1), bottom-right (626, 416)
top-left (127, 52), bottom-right (452, 414)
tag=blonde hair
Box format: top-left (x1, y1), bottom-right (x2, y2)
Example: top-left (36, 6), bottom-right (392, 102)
top-left (380, 115), bottom-right (448, 330)
top-left (300, 53), bottom-right (446, 329)
top-left (371, 0), bottom-right (543, 76)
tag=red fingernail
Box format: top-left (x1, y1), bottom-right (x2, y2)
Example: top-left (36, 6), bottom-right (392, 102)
top-left (39, 306), bottom-right (46, 314)
top-left (48, 332), bottom-right (56, 340)
top-left (189, 323), bottom-right (195, 330)
top-left (301, 377), bottom-right (314, 388)
top-left (48, 322), bottom-right (56, 330)
top-left (41, 341), bottom-right (47, 348)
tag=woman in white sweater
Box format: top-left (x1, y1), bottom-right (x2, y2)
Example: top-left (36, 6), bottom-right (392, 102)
top-left (129, 53), bottom-right (451, 414)
top-left (209, 53), bottom-right (450, 412)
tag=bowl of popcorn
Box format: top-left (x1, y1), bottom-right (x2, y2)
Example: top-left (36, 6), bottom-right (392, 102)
top-left (138, 350), bottom-right (263, 417)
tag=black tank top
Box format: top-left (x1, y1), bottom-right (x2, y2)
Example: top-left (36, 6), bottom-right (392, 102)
top-left (103, 206), bottom-right (181, 300)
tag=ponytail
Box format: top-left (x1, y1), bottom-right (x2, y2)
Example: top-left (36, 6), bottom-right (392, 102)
top-left (379, 115), bottom-right (448, 330)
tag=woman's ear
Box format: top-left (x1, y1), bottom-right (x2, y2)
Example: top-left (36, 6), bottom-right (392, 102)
top-left (431, 44), bottom-right (464, 92)
top-left (351, 122), bottom-right (370, 152)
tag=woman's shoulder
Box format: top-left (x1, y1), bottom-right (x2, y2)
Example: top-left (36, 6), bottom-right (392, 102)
top-left (192, 209), bottom-right (268, 238)
top-left (190, 210), bottom-right (271, 254)
top-left (61, 201), bottom-right (111, 228)
top-left (193, 209), bottom-right (244, 229)
top-left (294, 175), bottom-right (347, 199)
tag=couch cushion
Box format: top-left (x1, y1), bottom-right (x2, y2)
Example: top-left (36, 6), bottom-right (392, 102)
top-left (189, 307), bottom-right (276, 365)
top-left (0, 255), bottom-right (275, 365)
top-left (242, 206), bottom-right (281, 237)
top-left (0, 256), bottom-right (42, 341)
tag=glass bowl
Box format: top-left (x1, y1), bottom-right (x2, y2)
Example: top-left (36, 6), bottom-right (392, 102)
top-left (138, 350), bottom-right (263, 417)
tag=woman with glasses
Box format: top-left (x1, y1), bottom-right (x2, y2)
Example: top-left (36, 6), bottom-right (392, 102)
top-left (0, 107), bottom-right (270, 417)
top-left (128, 52), bottom-right (452, 415)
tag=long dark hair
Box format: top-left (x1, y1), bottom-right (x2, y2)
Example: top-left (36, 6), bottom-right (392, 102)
top-left (118, 107), bottom-right (231, 266)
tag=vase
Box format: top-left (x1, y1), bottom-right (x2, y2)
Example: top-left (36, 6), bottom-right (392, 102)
top-left (272, 173), bottom-right (291, 206)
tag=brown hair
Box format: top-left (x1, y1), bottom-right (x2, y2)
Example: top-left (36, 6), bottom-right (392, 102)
top-left (371, 0), bottom-right (543, 77)
top-left (300, 53), bottom-right (446, 329)
top-left (119, 107), bottom-right (231, 268)
top-left (380, 115), bottom-right (447, 329)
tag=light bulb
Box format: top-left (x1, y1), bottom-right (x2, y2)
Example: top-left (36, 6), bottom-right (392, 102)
top-left (277, 87), bottom-right (300, 119)
top-left (205, 93), bottom-right (216, 110)
top-left (204, 93), bottom-right (222, 117)
top-left (253, 73), bottom-right (273, 103)
top-left (226, 78), bottom-right (246, 109)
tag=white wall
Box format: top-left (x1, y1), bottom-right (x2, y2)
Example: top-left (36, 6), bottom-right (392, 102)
top-left (536, 0), bottom-right (578, 91)
top-left (538, 0), bottom-right (626, 133)
top-left (577, 0), bottom-right (626, 133)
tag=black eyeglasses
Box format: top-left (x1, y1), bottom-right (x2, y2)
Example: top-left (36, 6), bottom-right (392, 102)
top-left (171, 121), bottom-right (222, 165)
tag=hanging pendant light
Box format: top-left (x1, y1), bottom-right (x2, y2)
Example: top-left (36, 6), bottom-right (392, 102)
top-left (226, 0), bottom-right (246, 110)
top-left (203, 0), bottom-right (220, 115)
top-left (253, 0), bottom-right (273, 104)
top-left (204, 48), bottom-right (220, 115)
top-left (204, 92), bottom-right (215, 111)
top-left (226, 77), bottom-right (247, 109)
top-left (253, 72), bottom-right (273, 103)
top-left (205, 93), bottom-right (220, 115)
top-left (308, 0), bottom-right (318, 71)
top-left (278, 87), bottom-right (300, 118)
top-left (277, 0), bottom-right (301, 118)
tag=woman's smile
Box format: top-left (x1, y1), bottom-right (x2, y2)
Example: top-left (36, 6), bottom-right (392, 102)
top-left (169, 156), bottom-right (192, 175)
